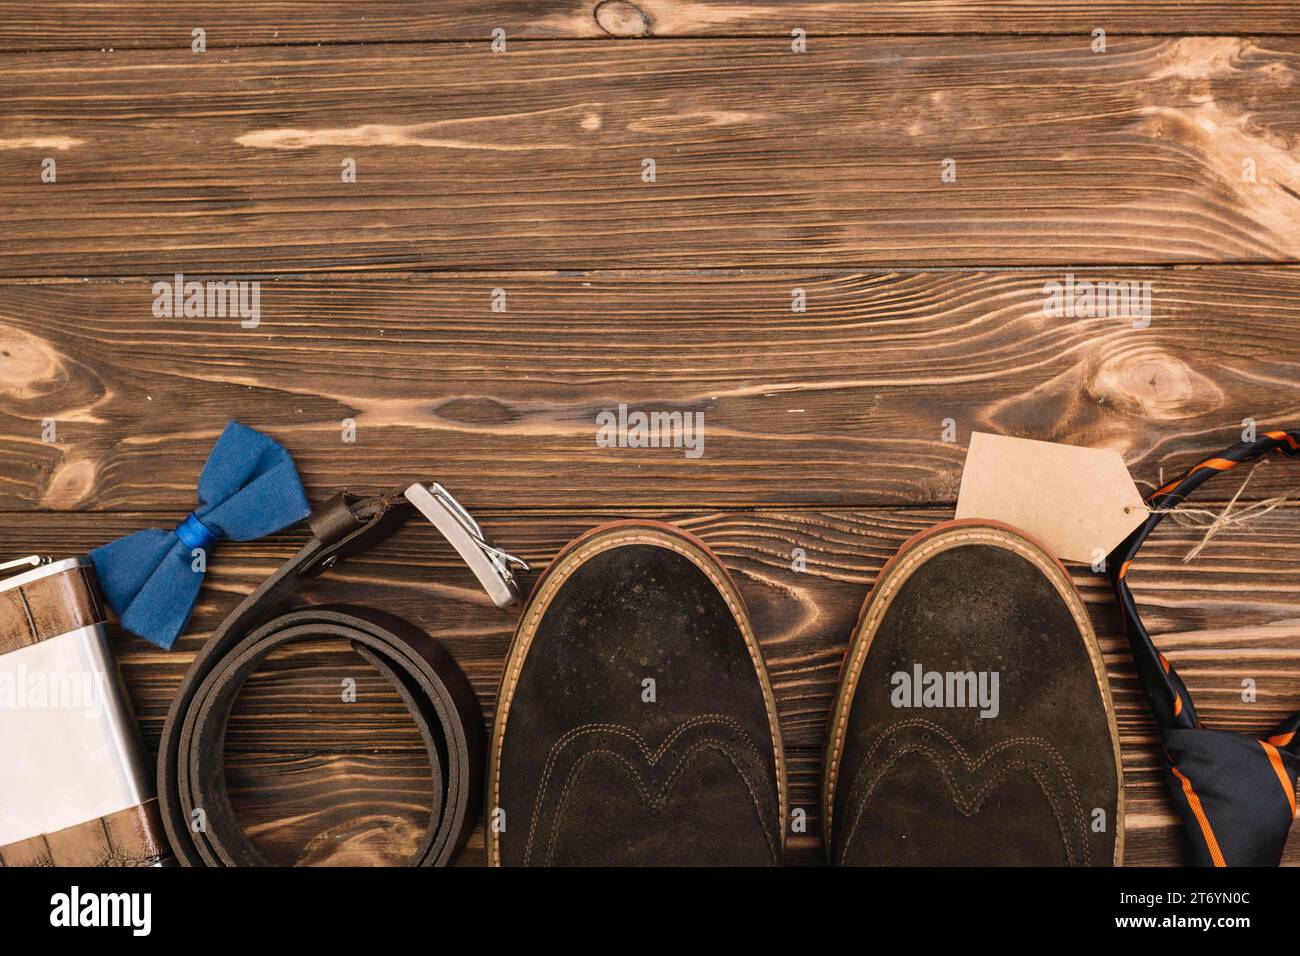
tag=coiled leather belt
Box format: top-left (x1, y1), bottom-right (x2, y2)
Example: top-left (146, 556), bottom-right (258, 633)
top-left (157, 486), bottom-right (527, 866)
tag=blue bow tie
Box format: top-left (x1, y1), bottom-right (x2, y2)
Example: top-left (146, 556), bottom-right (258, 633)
top-left (90, 421), bottom-right (310, 649)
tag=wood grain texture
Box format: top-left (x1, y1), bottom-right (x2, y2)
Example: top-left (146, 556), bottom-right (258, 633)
top-left (2, 268), bottom-right (1298, 511)
top-left (4, 3), bottom-right (1298, 871)
top-left (2, 38), bottom-right (1300, 274)
top-left (4, 0), bottom-right (1299, 51)
top-left (3, 505), bottom-right (1297, 865)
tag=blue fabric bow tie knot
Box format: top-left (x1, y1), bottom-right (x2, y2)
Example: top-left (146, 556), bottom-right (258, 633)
top-left (90, 421), bottom-right (311, 649)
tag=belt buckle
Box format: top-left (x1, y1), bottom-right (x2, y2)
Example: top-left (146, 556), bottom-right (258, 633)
top-left (404, 483), bottom-right (530, 608)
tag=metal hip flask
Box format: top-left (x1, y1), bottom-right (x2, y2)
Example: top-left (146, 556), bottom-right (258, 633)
top-left (0, 555), bottom-right (168, 866)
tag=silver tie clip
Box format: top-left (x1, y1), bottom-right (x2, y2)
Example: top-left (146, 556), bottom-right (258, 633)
top-left (0, 554), bottom-right (51, 582)
top-left (405, 482), bottom-right (530, 608)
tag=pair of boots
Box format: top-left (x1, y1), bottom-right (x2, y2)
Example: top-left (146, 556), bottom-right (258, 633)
top-left (485, 518), bottom-right (1122, 866)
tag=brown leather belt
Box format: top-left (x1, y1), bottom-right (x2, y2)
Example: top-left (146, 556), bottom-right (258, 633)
top-left (157, 487), bottom-right (523, 866)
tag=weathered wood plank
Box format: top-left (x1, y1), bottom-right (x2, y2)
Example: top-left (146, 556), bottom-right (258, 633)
top-left (10, 507), bottom-right (1299, 747)
top-left (2, 38), bottom-right (1299, 274)
top-left (2, 269), bottom-right (1297, 510)
top-left (3, 505), bottom-right (1298, 866)
top-left (4, 0), bottom-right (1298, 51)
top-left (230, 747), bottom-right (1273, 867)
top-left (225, 751), bottom-right (438, 866)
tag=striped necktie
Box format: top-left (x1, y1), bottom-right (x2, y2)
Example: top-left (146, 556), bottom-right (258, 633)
top-left (1110, 430), bottom-right (1299, 866)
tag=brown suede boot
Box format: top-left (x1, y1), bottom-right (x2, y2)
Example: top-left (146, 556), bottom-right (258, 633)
top-left (487, 521), bottom-right (786, 866)
top-left (823, 519), bottom-right (1123, 866)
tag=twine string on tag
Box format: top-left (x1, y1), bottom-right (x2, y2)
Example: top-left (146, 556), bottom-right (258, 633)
top-left (1127, 461), bottom-right (1288, 562)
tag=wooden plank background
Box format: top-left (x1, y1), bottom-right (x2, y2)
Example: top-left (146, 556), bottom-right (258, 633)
top-left (4, 269), bottom-right (1299, 510)
top-left (1, 1), bottom-right (1297, 866)
top-left (4, 1), bottom-right (1300, 48)
top-left (4, 37), bottom-right (1300, 273)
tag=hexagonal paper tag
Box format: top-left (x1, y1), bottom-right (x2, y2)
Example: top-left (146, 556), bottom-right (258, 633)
top-left (955, 432), bottom-right (1146, 566)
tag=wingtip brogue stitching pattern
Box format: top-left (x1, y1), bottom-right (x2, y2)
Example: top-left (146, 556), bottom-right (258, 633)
top-left (839, 718), bottom-right (1090, 866)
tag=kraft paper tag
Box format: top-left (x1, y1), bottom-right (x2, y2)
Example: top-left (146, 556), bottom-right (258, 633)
top-left (955, 433), bottom-right (1146, 566)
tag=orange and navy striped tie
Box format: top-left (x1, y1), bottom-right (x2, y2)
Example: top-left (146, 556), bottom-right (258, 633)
top-left (1110, 430), bottom-right (1300, 866)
